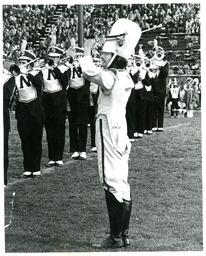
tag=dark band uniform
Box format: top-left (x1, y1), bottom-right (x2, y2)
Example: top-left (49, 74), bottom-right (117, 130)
top-left (67, 61), bottom-right (90, 156)
top-left (134, 69), bottom-right (147, 137)
top-left (14, 51), bottom-right (45, 175)
top-left (3, 72), bottom-right (16, 185)
top-left (38, 47), bottom-right (68, 164)
top-left (126, 64), bottom-right (137, 139)
top-left (150, 62), bottom-right (169, 130)
top-left (142, 72), bottom-right (154, 133)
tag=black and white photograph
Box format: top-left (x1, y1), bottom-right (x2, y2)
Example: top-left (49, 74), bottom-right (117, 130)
top-left (1, 0), bottom-right (205, 255)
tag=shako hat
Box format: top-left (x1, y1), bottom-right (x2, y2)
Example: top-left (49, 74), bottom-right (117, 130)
top-left (102, 18), bottom-right (141, 60)
top-left (19, 50), bottom-right (36, 61)
top-left (48, 46), bottom-right (64, 57)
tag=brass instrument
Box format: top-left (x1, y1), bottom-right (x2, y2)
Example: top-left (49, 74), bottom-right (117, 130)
top-left (20, 57), bottom-right (40, 68)
top-left (58, 55), bottom-right (74, 65)
top-left (133, 55), bottom-right (143, 68)
top-left (143, 58), bottom-right (151, 69)
top-left (152, 46), bottom-right (165, 61)
top-left (19, 58), bottom-right (47, 73)
top-left (133, 55), bottom-right (152, 71)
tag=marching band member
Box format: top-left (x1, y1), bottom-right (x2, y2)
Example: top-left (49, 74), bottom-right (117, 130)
top-left (89, 54), bottom-right (100, 152)
top-left (133, 53), bottom-right (147, 139)
top-left (149, 42), bottom-right (169, 132)
top-left (131, 49), bottom-right (154, 138)
top-left (38, 46), bottom-right (68, 167)
top-left (66, 47), bottom-right (91, 160)
top-left (79, 19), bottom-right (141, 248)
top-left (141, 56), bottom-right (155, 135)
top-left (10, 51), bottom-right (45, 178)
top-left (3, 66), bottom-right (16, 186)
top-left (126, 55), bottom-right (138, 141)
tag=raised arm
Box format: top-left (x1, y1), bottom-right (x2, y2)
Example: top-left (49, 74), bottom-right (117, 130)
top-left (79, 56), bottom-right (116, 93)
top-left (79, 39), bottom-right (116, 94)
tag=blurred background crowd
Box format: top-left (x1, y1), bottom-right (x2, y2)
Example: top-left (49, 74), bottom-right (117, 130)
top-left (3, 4), bottom-right (200, 60)
top-left (2, 3), bottom-right (201, 88)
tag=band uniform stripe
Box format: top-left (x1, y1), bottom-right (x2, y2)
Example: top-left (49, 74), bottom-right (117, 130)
top-left (99, 119), bottom-right (109, 189)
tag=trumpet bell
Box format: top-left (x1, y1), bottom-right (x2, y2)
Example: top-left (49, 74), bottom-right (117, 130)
top-left (133, 55), bottom-right (143, 67)
top-left (156, 51), bottom-right (165, 60)
top-left (152, 46), bottom-right (165, 61)
top-left (136, 61), bottom-right (142, 67)
top-left (144, 59), bottom-right (151, 69)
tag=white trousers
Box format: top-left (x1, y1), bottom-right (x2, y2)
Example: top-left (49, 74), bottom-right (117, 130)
top-left (95, 115), bottom-right (131, 202)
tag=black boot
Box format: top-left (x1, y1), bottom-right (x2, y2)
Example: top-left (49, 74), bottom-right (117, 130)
top-left (100, 189), bottom-right (124, 248)
top-left (121, 199), bottom-right (132, 247)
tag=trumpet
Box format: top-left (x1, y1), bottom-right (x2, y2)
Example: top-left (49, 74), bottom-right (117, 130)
top-left (20, 57), bottom-right (40, 68)
top-left (143, 58), bottom-right (151, 69)
top-left (133, 55), bottom-right (143, 68)
top-left (133, 55), bottom-right (152, 71)
top-left (59, 55), bottom-right (74, 65)
top-left (19, 58), bottom-right (47, 74)
top-left (152, 46), bottom-right (165, 61)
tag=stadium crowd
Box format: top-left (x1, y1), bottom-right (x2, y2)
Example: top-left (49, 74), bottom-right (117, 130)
top-left (3, 3), bottom-right (200, 61)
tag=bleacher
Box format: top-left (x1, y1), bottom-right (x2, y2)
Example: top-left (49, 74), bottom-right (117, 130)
top-left (3, 4), bottom-right (200, 77)
top-left (139, 31), bottom-right (200, 76)
top-left (38, 5), bottom-right (67, 46)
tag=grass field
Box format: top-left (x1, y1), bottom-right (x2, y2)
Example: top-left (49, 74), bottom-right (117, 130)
top-left (4, 111), bottom-right (202, 253)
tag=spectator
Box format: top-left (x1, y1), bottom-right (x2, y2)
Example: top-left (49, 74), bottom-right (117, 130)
top-left (3, 3), bottom-right (200, 53)
top-left (178, 81), bottom-right (188, 117)
top-left (167, 80), bottom-right (179, 118)
top-left (185, 77), bottom-right (194, 118)
top-left (192, 78), bottom-right (200, 110)
top-left (3, 4), bottom-right (200, 82)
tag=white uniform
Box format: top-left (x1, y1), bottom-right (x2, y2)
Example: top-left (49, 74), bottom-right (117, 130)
top-left (80, 56), bottom-right (134, 202)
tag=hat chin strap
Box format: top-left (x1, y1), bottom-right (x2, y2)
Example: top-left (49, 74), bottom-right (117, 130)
top-left (105, 52), bottom-right (117, 69)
